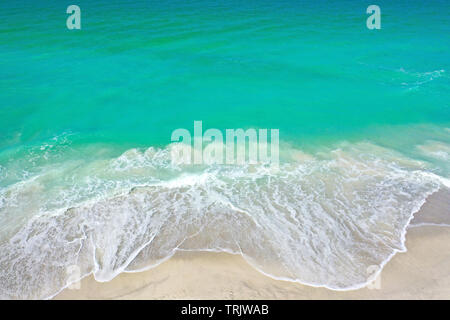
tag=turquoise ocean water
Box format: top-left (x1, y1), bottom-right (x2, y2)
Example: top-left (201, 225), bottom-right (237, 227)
top-left (0, 0), bottom-right (449, 298)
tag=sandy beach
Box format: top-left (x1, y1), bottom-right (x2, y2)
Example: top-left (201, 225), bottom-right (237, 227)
top-left (55, 190), bottom-right (450, 300)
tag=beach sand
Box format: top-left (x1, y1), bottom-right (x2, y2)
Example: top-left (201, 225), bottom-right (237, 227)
top-left (55, 191), bottom-right (450, 300)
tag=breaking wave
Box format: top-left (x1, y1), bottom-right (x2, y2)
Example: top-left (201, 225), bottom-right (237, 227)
top-left (0, 141), bottom-right (448, 299)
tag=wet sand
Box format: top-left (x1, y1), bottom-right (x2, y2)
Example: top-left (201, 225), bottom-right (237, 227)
top-left (54, 225), bottom-right (449, 299)
top-left (55, 190), bottom-right (450, 300)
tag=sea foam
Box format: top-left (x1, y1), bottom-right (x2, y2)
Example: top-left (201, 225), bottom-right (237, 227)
top-left (0, 141), bottom-right (446, 299)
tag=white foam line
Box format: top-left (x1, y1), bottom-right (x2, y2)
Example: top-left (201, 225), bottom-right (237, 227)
top-left (21, 143), bottom-right (449, 299)
top-left (44, 183), bottom-right (445, 299)
top-left (409, 222), bottom-right (450, 228)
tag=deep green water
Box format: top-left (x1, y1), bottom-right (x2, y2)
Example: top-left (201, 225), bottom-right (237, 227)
top-left (0, 0), bottom-right (449, 299)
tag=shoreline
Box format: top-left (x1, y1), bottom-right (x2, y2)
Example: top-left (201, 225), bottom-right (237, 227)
top-left (55, 224), bottom-right (450, 299)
